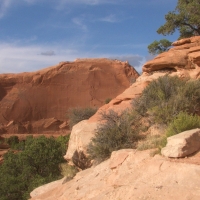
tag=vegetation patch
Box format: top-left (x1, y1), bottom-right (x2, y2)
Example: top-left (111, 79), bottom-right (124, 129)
top-left (133, 75), bottom-right (200, 125)
top-left (67, 107), bottom-right (97, 129)
top-left (87, 109), bottom-right (142, 162)
top-left (0, 135), bottom-right (71, 200)
top-left (166, 112), bottom-right (200, 137)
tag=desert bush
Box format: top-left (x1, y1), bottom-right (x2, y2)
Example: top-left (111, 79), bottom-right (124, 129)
top-left (60, 163), bottom-right (79, 179)
top-left (166, 112), bottom-right (200, 137)
top-left (132, 75), bottom-right (200, 124)
top-left (137, 134), bottom-right (167, 151)
top-left (67, 107), bottom-right (97, 129)
top-left (137, 112), bottom-right (200, 154)
top-left (105, 98), bottom-right (112, 104)
top-left (87, 109), bottom-right (141, 162)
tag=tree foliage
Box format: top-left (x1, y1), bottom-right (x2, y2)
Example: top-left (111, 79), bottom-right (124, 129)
top-left (148, 39), bottom-right (172, 55)
top-left (157, 0), bottom-right (200, 39)
top-left (148, 0), bottom-right (200, 55)
top-left (0, 135), bottom-right (69, 200)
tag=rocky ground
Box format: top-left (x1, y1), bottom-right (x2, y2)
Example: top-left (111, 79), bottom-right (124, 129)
top-left (30, 149), bottom-right (200, 200)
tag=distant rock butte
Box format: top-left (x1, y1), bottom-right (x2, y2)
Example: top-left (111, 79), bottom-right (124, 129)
top-left (0, 58), bottom-right (139, 134)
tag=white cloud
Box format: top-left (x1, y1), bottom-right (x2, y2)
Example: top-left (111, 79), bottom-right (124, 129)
top-left (40, 50), bottom-right (56, 56)
top-left (58, 0), bottom-right (120, 6)
top-left (99, 14), bottom-right (119, 23)
top-left (0, 43), bottom-right (78, 73)
top-left (0, 42), bottom-right (147, 74)
top-left (0, 0), bottom-right (13, 19)
top-left (72, 17), bottom-right (88, 32)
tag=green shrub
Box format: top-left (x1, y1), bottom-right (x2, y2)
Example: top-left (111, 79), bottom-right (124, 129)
top-left (0, 135), bottom-right (69, 200)
top-left (105, 98), bottom-right (112, 104)
top-left (87, 109), bottom-right (141, 162)
top-left (166, 112), bottom-right (200, 137)
top-left (137, 112), bottom-right (200, 154)
top-left (5, 136), bottom-right (19, 148)
top-left (132, 75), bottom-right (200, 124)
top-left (56, 135), bottom-right (70, 156)
top-left (137, 134), bottom-right (167, 151)
top-left (59, 163), bottom-right (78, 179)
top-left (67, 107), bottom-right (97, 129)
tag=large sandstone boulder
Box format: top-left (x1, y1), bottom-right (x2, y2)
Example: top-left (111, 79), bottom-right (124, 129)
top-left (30, 149), bottom-right (200, 200)
top-left (161, 128), bottom-right (200, 158)
top-left (143, 36), bottom-right (200, 73)
top-left (0, 58), bottom-right (138, 125)
top-left (64, 120), bottom-right (98, 169)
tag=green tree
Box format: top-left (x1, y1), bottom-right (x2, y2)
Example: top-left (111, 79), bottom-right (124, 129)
top-left (148, 39), bottom-right (172, 55)
top-left (148, 0), bottom-right (200, 55)
top-left (157, 0), bottom-right (200, 39)
top-left (0, 136), bottom-right (66, 200)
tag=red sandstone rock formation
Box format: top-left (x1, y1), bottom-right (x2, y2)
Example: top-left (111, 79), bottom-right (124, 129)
top-left (143, 36), bottom-right (200, 73)
top-left (0, 58), bottom-right (138, 134)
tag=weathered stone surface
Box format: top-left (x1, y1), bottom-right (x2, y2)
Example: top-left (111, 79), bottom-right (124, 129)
top-left (64, 120), bottom-right (98, 168)
top-left (143, 36), bottom-right (200, 73)
top-left (0, 126), bottom-right (6, 134)
top-left (1, 118), bottom-right (67, 134)
top-left (161, 128), bottom-right (200, 158)
top-left (0, 58), bottom-right (138, 124)
top-left (30, 149), bottom-right (200, 200)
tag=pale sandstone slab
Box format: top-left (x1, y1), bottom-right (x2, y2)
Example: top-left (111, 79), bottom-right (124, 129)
top-left (30, 149), bottom-right (200, 200)
top-left (64, 120), bottom-right (98, 163)
top-left (161, 128), bottom-right (200, 158)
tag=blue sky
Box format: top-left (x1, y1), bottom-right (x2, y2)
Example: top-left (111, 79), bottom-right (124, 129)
top-left (0, 0), bottom-right (178, 74)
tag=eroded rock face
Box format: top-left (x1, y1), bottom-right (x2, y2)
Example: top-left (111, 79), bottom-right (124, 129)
top-left (0, 58), bottom-right (138, 129)
top-left (143, 36), bottom-right (200, 73)
top-left (30, 149), bottom-right (200, 200)
top-left (161, 128), bottom-right (200, 158)
top-left (64, 120), bottom-right (98, 169)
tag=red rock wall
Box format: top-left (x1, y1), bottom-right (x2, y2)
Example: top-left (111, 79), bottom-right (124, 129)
top-left (0, 58), bottom-right (139, 123)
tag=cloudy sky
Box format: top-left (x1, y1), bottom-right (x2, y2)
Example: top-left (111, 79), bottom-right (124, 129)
top-left (0, 0), bottom-right (178, 74)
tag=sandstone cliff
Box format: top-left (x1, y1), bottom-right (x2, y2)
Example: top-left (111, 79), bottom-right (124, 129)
top-left (0, 58), bottom-right (138, 134)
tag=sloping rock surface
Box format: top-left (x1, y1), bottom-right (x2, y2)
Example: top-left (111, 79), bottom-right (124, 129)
top-left (0, 58), bottom-right (138, 125)
top-left (30, 149), bottom-right (200, 200)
